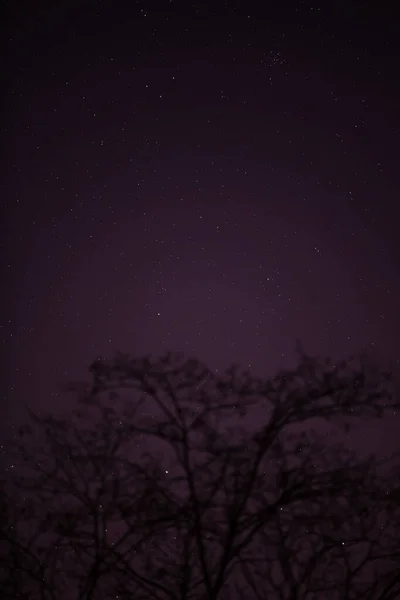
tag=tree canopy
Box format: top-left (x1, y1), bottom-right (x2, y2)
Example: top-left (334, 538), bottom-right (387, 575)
top-left (1, 348), bottom-right (400, 599)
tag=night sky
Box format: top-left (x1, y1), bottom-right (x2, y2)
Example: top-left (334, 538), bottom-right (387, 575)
top-left (2, 1), bottom-right (400, 451)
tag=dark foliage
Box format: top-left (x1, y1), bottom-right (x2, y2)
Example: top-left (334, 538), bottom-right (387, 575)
top-left (1, 348), bottom-right (400, 599)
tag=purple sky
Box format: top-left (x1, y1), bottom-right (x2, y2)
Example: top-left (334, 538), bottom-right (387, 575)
top-left (2, 2), bottom-right (400, 451)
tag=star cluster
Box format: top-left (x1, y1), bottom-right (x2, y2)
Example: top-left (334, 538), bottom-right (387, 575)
top-left (2, 1), bottom-right (399, 452)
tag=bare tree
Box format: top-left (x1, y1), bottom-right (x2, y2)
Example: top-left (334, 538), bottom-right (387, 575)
top-left (234, 436), bottom-right (400, 600)
top-left (1, 348), bottom-right (399, 599)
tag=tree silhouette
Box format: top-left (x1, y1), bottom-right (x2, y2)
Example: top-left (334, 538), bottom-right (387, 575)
top-left (1, 348), bottom-right (399, 599)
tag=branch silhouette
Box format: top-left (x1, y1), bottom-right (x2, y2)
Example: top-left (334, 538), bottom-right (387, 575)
top-left (1, 347), bottom-right (399, 599)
